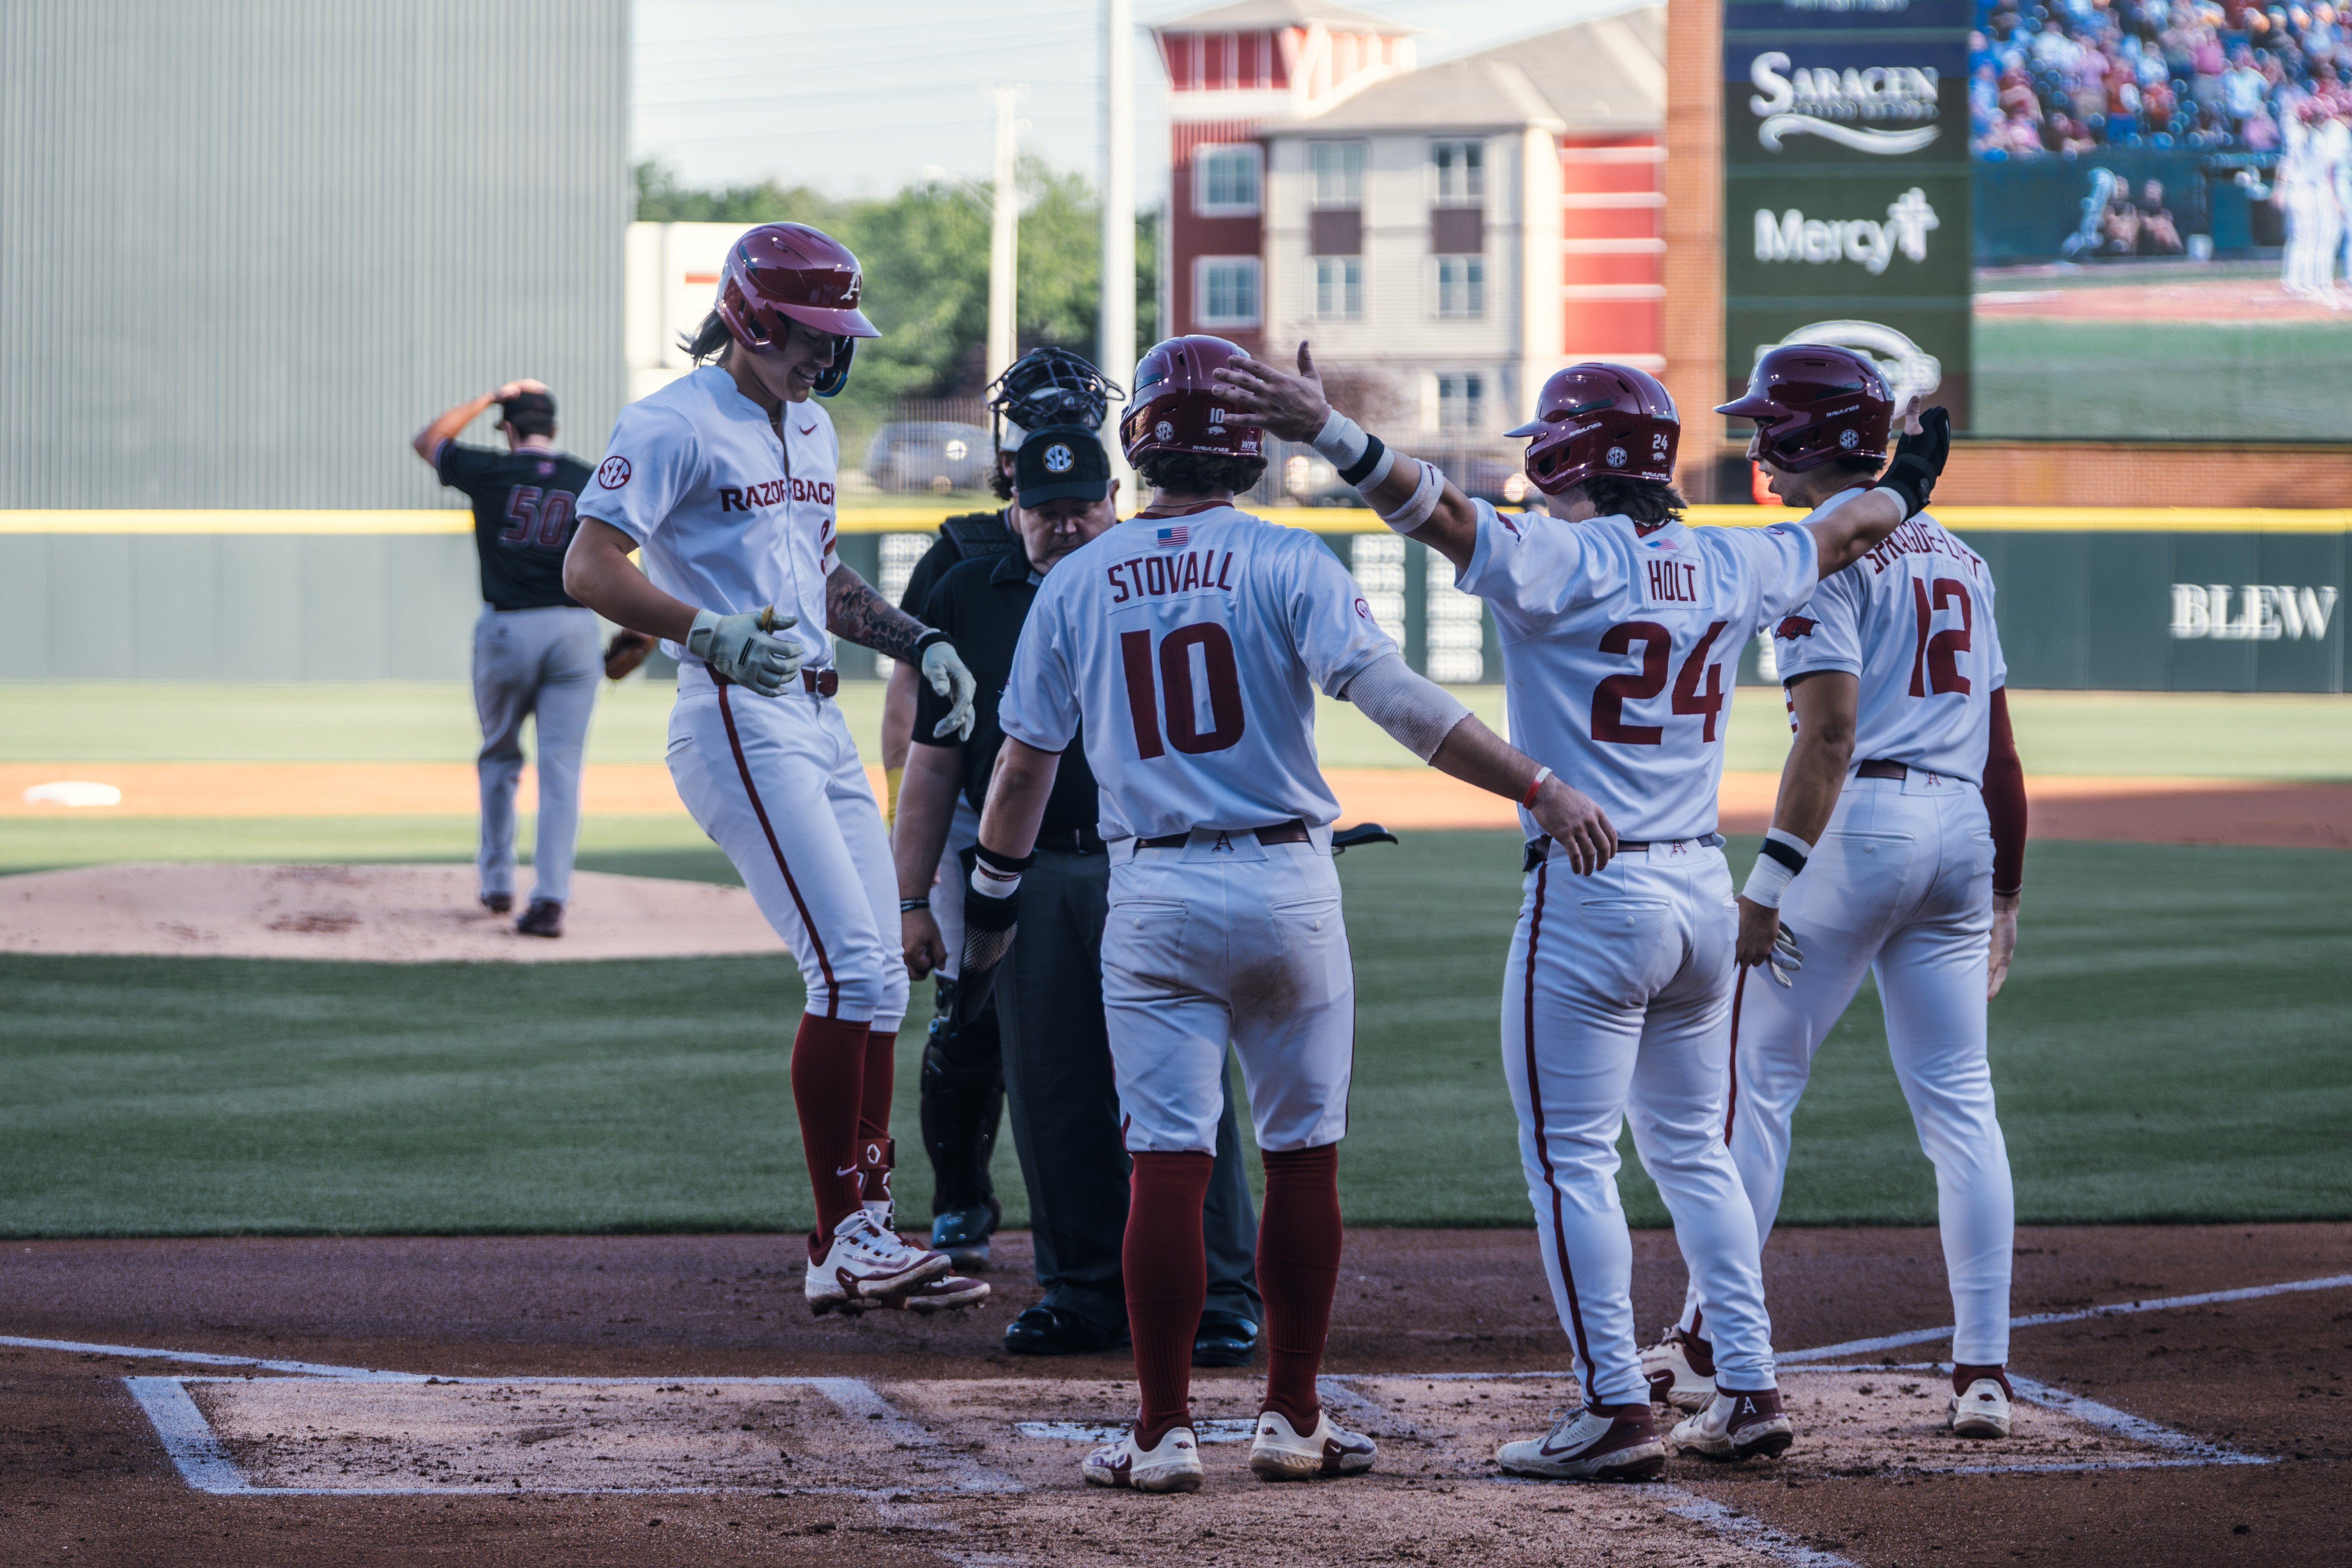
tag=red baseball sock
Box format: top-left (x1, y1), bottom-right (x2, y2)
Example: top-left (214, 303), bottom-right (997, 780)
top-left (857, 1028), bottom-right (897, 1219)
top-left (1258, 1142), bottom-right (1343, 1433)
top-left (791, 1014), bottom-right (871, 1256)
top-left (1125, 1150), bottom-right (1214, 1450)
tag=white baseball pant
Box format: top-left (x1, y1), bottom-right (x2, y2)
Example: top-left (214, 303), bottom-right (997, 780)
top-left (1505, 840), bottom-right (1777, 1406)
top-left (929, 794), bottom-right (980, 984)
top-left (1101, 829), bottom-right (1353, 1155)
top-left (666, 666), bottom-right (908, 1033)
top-left (1683, 770), bottom-right (2013, 1366)
top-left (472, 605), bottom-right (600, 906)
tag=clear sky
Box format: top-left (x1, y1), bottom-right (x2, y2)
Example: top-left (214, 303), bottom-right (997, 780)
top-left (633, 0), bottom-right (1651, 203)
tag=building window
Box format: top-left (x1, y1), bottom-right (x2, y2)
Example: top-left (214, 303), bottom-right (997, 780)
top-left (1311, 256), bottom-right (1362, 320)
top-left (1433, 255), bottom-right (1484, 318)
top-left (1436, 373), bottom-right (1485, 434)
top-left (1195, 256), bottom-right (1261, 328)
top-left (1193, 143), bottom-right (1261, 216)
top-left (1349, 534), bottom-right (1406, 638)
top-left (1431, 140), bottom-right (1484, 204)
top-left (1308, 140), bottom-right (1365, 208)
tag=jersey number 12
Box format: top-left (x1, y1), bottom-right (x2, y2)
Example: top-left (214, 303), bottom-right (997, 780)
top-left (1909, 577), bottom-right (1973, 697)
top-left (1121, 624), bottom-right (1247, 758)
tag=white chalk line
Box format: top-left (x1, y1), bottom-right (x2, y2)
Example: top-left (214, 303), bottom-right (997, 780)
top-left (1658, 1486), bottom-right (1865, 1568)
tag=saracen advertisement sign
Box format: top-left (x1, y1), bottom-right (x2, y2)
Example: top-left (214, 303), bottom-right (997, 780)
top-left (1723, 0), bottom-right (1974, 428)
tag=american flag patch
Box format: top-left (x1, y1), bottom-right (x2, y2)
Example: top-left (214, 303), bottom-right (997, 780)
top-left (1154, 525), bottom-right (1189, 549)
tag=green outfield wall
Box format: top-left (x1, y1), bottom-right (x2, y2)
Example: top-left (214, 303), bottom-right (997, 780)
top-left (0, 508), bottom-right (2342, 692)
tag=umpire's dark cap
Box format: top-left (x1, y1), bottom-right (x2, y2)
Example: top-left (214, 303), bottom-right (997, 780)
top-left (1015, 426), bottom-right (1112, 508)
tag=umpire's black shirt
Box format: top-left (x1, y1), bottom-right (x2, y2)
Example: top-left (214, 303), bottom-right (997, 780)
top-left (913, 547), bottom-right (1101, 831)
top-left (436, 442), bottom-right (593, 610)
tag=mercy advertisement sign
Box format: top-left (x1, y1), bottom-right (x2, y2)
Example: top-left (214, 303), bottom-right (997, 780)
top-left (1724, 0), bottom-right (1974, 427)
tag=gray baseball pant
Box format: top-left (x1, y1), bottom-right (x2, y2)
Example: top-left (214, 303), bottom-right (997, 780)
top-left (472, 605), bottom-right (601, 907)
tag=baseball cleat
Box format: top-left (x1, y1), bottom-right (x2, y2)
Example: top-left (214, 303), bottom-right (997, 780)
top-left (1640, 1325), bottom-right (1718, 1411)
top-left (1670, 1387), bottom-right (1794, 1461)
top-left (871, 1270), bottom-right (990, 1314)
top-left (1248, 1407), bottom-right (1376, 1481)
top-left (480, 892), bottom-right (513, 915)
top-left (1082, 1424), bottom-right (1203, 1494)
top-left (1497, 1402), bottom-right (1666, 1482)
top-left (514, 898), bottom-right (563, 938)
top-left (803, 1210), bottom-right (951, 1316)
top-left (1950, 1377), bottom-right (2013, 1439)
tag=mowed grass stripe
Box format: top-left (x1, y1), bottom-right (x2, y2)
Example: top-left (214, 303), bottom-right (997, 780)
top-left (1, 835), bottom-right (2344, 1236)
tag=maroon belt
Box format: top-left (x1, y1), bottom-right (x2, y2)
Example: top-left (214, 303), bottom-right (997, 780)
top-left (1857, 759), bottom-right (1906, 781)
top-left (710, 667), bottom-right (838, 697)
top-left (1136, 819), bottom-right (1311, 851)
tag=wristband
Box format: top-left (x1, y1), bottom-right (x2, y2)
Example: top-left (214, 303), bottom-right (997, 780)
top-left (914, 628), bottom-right (950, 654)
top-left (1739, 827), bottom-right (1815, 909)
top-left (1520, 766), bottom-right (1553, 809)
top-left (899, 897), bottom-right (930, 913)
top-left (969, 864), bottom-right (1020, 900)
top-left (1346, 439), bottom-right (1397, 494)
top-left (974, 843), bottom-right (1033, 876)
top-left (1310, 409), bottom-right (1371, 471)
top-left (1379, 459), bottom-right (1442, 533)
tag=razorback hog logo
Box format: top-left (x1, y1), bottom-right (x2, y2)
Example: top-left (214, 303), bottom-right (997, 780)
top-left (719, 477), bottom-right (834, 512)
top-left (1775, 614), bottom-right (1819, 640)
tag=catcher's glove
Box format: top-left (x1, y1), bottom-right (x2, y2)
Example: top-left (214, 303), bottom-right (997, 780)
top-left (603, 629), bottom-right (657, 681)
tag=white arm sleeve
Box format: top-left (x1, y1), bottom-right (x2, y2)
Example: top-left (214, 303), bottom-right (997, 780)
top-left (1340, 651), bottom-right (1474, 763)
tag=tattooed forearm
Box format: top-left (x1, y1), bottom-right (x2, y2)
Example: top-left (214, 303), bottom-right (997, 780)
top-left (826, 564), bottom-right (928, 662)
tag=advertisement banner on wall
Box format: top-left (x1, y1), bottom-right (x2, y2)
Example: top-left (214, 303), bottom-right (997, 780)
top-left (1724, 0), bottom-right (1975, 428)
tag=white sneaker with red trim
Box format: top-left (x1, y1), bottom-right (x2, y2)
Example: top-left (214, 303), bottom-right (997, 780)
top-left (1248, 1408), bottom-right (1377, 1480)
top-left (1949, 1377), bottom-right (2012, 1438)
top-left (803, 1210), bottom-right (950, 1316)
top-left (1081, 1425), bottom-right (1203, 1493)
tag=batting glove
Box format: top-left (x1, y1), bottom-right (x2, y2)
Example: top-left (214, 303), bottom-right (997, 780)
top-left (1876, 406), bottom-right (1951, 519)
top-left (920, 634), bottom-right (978, 741)
top-left (1765, 922), bottom-right (1804, 988)
top-left (687, 608), bottom-right (803, 696)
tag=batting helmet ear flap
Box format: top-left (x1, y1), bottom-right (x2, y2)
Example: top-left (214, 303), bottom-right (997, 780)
top-left (813, 336), bottom-right (855, 398)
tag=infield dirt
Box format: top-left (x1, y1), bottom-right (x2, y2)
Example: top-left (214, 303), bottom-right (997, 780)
top-left (4, 1224), bottom-right (2345, 1566)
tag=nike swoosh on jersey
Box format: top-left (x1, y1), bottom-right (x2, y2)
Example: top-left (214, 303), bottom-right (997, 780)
top-left (798, 422), bottom-right (817, 435)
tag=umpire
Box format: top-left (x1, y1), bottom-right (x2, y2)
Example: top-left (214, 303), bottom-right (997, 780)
top-left (412, 380), bottom-right (600, 938)
top-left (893, 425), bottom-right (1264, 1362)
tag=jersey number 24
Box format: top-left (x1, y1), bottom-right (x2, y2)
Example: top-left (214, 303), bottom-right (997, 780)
top-left (1121, 624), bottom-right (1246, 758)
top-left (1591, 619), bottom-right (1729, 745)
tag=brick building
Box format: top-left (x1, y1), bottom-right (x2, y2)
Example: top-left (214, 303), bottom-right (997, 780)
top-left (1154, 0), bottom-right (1665, 444)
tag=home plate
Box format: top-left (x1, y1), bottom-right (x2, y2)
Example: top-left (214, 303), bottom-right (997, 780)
top-left (175, 1377), bottom-right (1015, 1495)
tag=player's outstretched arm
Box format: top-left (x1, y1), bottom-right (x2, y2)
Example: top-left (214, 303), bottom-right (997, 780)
top-left (1210, 342), bottom-right (1483, 572)
top-left (892, 742), bottom-right (964, 979)
top-left (825, 565), bottom-right (977, 740)
top-left (1339, 653), bottom-right (1616, 873)
top-left (1735, 671), bottom-right (1858, 974)
top-left (1803, 402), bottom-right (1951, 579)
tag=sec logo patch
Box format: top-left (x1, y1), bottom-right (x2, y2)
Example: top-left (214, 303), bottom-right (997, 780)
top-left (1044, 443), bottom-right (1073, 473)
top-left (1355, 597), bottom-right (1372, 621)
top-left (1838, 428), bottom-right (1860, 449)
top-left (597, 456), bottom-right (632, 489)
top-left (1605, 446), bottom-right (1628, 468)
top-left (1155, 420), bottom-right (1175, 442)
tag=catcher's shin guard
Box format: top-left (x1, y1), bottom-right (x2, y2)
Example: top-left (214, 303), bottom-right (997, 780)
top-left (919, 980), bottom-right (1005, 1223)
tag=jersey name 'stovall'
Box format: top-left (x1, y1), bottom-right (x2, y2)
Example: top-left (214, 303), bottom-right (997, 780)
top-left (1105, 548), bottom-right (1236, 602)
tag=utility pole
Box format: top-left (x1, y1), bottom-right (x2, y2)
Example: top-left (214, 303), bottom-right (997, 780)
top-left (1099, 0), bottom-right (1137, 499)
top-left (986, 84), bottom-right (1026, 387)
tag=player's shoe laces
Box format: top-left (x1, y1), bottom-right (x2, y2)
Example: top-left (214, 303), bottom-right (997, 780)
top-left (803, 1210), bottom-right (951, 1316)
top-left (1640, 1325), bottom-right (1718, 1412)
top-left (1247, 1408), bottom-right (1377, 1481)
top-left (1082, 1424), bottom-right (1203, 1493)
top-left (1495, 1403), bottom-right (1666, 1481)
top-left (1949, 1377), bottom-right (2012, 1439)
top-left (1670, 1387), bottom-right (1794, 1461)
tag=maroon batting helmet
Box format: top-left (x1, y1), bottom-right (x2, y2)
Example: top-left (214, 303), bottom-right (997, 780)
top-left (1505, 363), bottom-right (1680, 495)
top-left (1119, 336), bottom-right (1264, 464)
top-left (1717, 345), bottom-right (1892, 473)
top-left (716, 224), bottom-right (879, 394)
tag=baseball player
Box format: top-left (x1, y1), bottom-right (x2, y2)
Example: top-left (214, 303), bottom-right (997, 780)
top-left (879, 346), bottom-right (1124, 1269)
top-left (1212, 345), bottom-right (1948, 1480)
top-left (1646, 346), bottom-right (2028, 1440)
top-left (971, 334), bottom-right (1614, 1494)
top-left (411, 379), bottom-right (599, 938)
top-left (561, 223), bottom-right (986, 1316)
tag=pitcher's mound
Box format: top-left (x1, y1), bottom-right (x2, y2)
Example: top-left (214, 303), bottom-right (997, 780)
top-left (0, 863), bottom-right (787, 962)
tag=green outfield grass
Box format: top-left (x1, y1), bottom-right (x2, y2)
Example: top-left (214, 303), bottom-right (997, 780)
top-left (2, 833), bottom-right (2343, 1236)
top-left (3, 682), bottom-right (2345, 778)
top-left (1972, 316), bottom-right (2352, 440)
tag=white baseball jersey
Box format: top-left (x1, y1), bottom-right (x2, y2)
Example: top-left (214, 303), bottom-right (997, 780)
top-left (1772, 493), bottom-right (2007, 786)
top-left (1457, 500), bottom-right (1818, 842)
top-left (578, 365), bottom-right (843, 671)
top-left (998, 504), bottom-right (1394, 841)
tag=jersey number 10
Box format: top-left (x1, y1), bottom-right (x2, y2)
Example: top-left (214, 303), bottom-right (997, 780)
top-left (1591, 619), bottom-right (1729, 745)
top-left (1121, 624), bottom-right (1247, 759)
